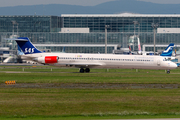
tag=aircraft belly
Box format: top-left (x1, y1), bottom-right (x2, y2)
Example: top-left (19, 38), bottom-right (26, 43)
top-left (53, 60), bottom-right (172, 70)
top-left (101, 61), bottom-right (161, 69)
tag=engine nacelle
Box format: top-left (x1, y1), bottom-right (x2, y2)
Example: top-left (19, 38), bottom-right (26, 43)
top-left (34, 56), bottom-right (59, 64)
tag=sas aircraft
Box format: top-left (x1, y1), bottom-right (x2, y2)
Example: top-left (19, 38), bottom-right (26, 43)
top-left (10, 37), bottom-right (177, 73)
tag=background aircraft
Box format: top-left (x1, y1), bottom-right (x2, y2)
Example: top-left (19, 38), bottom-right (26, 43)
top-left (160, 43), bottom-right (175, 57)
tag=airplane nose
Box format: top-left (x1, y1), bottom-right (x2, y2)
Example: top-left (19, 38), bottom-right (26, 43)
top-left (171, 62), bottom-right (178, 69)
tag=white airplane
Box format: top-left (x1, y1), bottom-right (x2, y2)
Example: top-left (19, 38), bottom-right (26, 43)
top-left (10, 37), bottom-right (177, 73)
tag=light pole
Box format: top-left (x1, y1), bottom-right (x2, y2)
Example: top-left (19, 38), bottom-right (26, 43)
top-left (133, 21), bottom-right (139, 51)
top-left (133, 21), bottom-right (139, 36)
top-left (12, 21), bottom-right (16, 36)
top-left (105, 25), bottom-right (110, 54)
top-left (12, 21), bottom-right (18, 37)
top-left (151, 23), bottom-right (159, 55)
top-left (17, 23), bottom-right (19, 36)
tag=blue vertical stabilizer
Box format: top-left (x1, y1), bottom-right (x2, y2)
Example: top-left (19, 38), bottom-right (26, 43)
top-left (15, 37), bottom-right (42, 54)
top-left (160, 43), bottom-right (174, 57)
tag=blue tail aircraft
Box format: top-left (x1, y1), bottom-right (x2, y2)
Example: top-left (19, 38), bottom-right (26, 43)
top-left (5, 37), bottom-right (177, 73)
top-left (160, 43), bottom-right (174, 57)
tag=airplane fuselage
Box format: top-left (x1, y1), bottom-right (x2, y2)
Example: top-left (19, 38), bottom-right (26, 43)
top-left (8, 37), bottom-right (178, 73)
top-left (22, 53), bottom-right (177, 70)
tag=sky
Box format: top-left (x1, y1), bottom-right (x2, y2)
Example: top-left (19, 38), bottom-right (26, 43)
top-left (0, 0), bottom-right (180, 7)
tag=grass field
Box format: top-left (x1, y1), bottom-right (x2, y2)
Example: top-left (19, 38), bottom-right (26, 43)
top-left (0, 66), bottom-right (180, 84)
top-left (1, 88), bottom-right (180, 120)
top-left (0, 66), bottom-right (180, 119)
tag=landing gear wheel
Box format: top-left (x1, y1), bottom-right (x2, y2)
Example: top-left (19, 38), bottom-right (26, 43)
top-left (167, 70), bottom-right (170, 74)
top-left (85, 68), bottom-right (90, 73)
top-left (80, 68), bottom-right (85, 73)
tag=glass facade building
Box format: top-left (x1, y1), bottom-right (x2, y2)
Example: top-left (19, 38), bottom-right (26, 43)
top-left (1, 13), bottom-right (180, 53)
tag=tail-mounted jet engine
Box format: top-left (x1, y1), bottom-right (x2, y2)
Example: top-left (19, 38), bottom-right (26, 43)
top-left (34, 56), bottom-right (59, 64)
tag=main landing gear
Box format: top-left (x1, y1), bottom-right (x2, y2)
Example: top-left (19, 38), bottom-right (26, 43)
top-left (79, 68), bottom-right (90, 73)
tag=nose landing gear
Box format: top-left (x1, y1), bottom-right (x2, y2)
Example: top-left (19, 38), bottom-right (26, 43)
top-left (167, 69), bottom-right (170, 74)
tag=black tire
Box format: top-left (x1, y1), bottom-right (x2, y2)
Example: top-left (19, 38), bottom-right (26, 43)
top-left (85, 68), bottom-right (90, 73)
top-left (80, 68), bottom-right (84, 73)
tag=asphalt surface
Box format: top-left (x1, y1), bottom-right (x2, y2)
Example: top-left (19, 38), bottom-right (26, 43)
top-left (1, 83), bottom-right (179, 89)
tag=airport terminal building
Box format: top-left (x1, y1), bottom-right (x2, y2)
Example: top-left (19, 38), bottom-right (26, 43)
top-left (1, 13), bottom-right (180, 54)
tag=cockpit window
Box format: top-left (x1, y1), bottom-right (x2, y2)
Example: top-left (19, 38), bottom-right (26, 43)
top-left (163, 58), bottom-right (170, 61)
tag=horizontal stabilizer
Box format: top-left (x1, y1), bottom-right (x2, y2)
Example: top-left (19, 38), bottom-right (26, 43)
top-left (5, 38), bottom-right (28, 41)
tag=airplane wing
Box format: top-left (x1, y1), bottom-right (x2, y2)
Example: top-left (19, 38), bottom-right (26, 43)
top-left (58, 61), bottom-right (105, 68)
